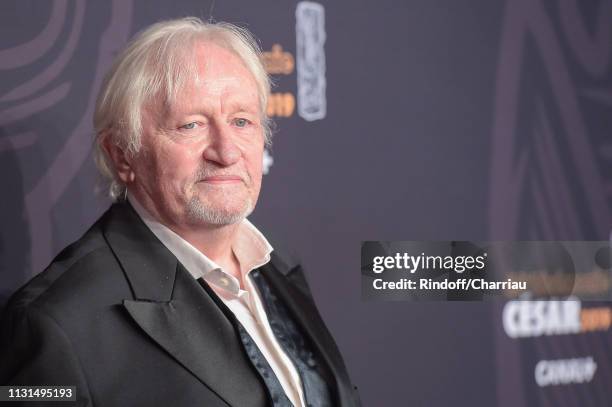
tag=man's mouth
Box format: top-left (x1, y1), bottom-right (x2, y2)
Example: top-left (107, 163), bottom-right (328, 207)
top-left (200, 175), bottom-right (244, 184)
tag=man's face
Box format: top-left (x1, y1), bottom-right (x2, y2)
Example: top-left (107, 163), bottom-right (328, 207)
top-left (129, 42), bottom-right (264, 229)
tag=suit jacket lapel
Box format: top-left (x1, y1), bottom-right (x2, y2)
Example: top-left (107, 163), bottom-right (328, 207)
top-left (101, 202), bottom-right (267, 407)
top-left (260, 253), bottom-right (356, 407)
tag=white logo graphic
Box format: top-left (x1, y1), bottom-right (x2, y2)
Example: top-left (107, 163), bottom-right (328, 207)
top-left (263, 149), bottom-right (274, 175)
top-left (502, 299), bottom-right (581, 338)
top-left (296, 1), bottom-right (326, 121)
top-left (535, 357), bottom-right (597, 387)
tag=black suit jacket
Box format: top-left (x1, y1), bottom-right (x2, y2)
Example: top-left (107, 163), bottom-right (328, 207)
top-left (0, 202), bottom-right (361, 406)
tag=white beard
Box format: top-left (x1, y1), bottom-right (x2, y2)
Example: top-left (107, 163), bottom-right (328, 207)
top-left (185, 191), bottom-right (254, 226)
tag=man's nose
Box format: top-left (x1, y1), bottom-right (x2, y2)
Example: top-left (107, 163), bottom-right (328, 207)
top-left (202, 121), bottom-right (240, 166)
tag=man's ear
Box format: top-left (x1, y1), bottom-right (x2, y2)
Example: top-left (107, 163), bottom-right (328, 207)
top-left (101, 132), bottom-right (136, 183)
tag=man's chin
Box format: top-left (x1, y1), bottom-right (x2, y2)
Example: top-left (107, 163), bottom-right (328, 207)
top-left (185, 198), bottom-right (254, 226)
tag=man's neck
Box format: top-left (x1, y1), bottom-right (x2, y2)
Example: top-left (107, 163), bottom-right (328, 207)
top-left (176, 223), bottom-right (236, 262)
top-left (175, 223), bottom-right (243, 283)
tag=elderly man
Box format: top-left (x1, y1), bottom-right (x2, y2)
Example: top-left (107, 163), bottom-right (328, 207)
top-left (0, 18), bottom-right (361, 407)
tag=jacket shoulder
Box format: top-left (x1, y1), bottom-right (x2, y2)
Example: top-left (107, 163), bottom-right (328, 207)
top-left (4, 219), bottom-right (124, 314)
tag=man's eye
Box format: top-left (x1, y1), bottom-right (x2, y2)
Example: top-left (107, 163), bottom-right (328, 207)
top-left (180, 122), bottom-right (197, 130)
top-left (234, 118), bottom-right (250, 128)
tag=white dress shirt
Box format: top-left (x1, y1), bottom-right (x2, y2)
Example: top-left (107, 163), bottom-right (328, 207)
top-left (128, 196), bottom-right (305, 407)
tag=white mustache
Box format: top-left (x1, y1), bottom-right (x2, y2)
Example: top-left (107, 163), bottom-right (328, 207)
top-left (194, 168), bottom-right (250, 184)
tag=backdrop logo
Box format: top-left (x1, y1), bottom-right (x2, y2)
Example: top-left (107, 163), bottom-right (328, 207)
top-left (262, 44), bottom-right (294, 75)
top-left (502, 299), bottom-right (611, 338)
top-left (534, 357), bottom-right (597, 387)
top-left (488, 0), bottom-right (612, 240)
top-left (0, 2), bottom-right (134, 276)
top-left (296, 1), bottom-right (326, 121)
top-left (261, 1), bottom-right (326, 176)
top-left (263, 44), bottom-right (295, 119)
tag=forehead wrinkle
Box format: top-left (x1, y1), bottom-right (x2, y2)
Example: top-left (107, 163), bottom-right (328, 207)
top-left (222, 100), bottom-right (258, 114)
top-left (194, 76), bottom-right (241, 95)
top-left (164, 45), bottom-right (260, 118)
top-left (173, 78), bottom-right (258, 117)
top-left (194, 43), bottom-right (260, 95)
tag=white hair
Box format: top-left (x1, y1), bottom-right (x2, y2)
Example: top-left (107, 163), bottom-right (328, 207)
top-left (93, 17), bottom-right (272, 200)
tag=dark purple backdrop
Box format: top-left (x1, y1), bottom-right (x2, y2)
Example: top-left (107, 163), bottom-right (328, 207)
top-left (1, 1), bottom-right (611, 406)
